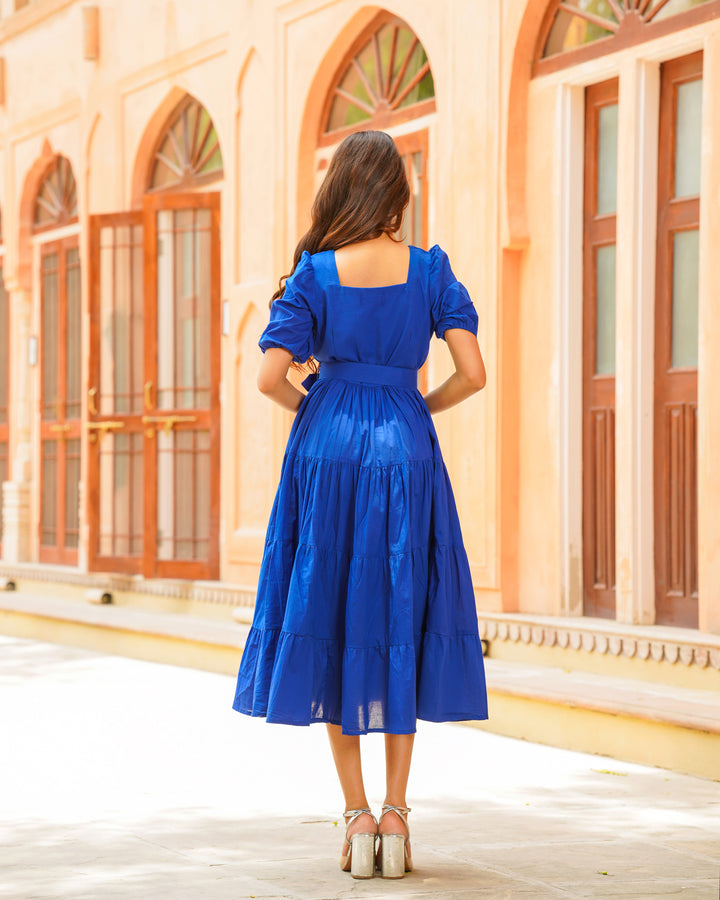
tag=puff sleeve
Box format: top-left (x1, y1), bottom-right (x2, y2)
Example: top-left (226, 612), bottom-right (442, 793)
top-left (428, 244), bottom-right (479, 341)
top-left (258, 251), bottom-right (316, 363)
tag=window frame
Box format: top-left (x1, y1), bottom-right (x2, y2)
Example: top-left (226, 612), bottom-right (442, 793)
top-left (533, 0), bottom-right (720, 77)
top-left (317, 12), bottom-right (436, 148)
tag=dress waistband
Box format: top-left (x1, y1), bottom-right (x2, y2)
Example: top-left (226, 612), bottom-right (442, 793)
top-left (318, 360), bottom-right (417, 389)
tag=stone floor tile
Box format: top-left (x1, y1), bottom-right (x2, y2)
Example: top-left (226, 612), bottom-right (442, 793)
top-left (1, 635), bottom-right (719, 900)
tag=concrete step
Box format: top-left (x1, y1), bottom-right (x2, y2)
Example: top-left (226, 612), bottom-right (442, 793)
top-left (475, 658), bottom-right (720, 782)
top-left (0, 590), bottom-right (249, 675)
top-left (1, 589), bottom-right (718, 780)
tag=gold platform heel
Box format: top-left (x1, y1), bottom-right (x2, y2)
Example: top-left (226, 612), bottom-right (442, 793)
top-left (339, 807), bottom-right (378, 879)
top-left (378, 804), bottom-right (412, 878)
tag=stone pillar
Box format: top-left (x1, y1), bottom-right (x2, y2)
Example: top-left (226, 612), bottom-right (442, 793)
top-left (1, 481), bottom-right (31, 562)
top-left (614, 58), bottom-right (659, 625)
top-left (1, 284), bottom-right (34, 563)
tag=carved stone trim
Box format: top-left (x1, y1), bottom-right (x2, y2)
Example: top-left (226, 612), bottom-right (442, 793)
top-left (477, 615), bottom-right (720, 671)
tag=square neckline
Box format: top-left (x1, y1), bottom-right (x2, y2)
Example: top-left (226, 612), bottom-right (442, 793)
top-left (331, 245), bottom-right (414, 290)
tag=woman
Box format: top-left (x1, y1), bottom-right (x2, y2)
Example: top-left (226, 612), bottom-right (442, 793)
top-left (232, 130), bottom-right (488, 879)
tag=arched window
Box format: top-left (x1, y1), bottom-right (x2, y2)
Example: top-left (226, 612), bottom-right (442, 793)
top-left (33, 155), bottom-right (78, 232)
top-left (148, 97), bottom-right (223, 192)
top-left (320, 14), bottom-right (435, 145)
top-left (536, 0), bottom-right (720, 73)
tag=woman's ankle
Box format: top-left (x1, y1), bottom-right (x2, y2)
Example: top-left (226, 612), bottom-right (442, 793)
top-left (343, 800), bottom-right (370, 814)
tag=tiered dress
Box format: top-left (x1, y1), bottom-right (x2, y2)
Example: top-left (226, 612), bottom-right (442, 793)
top-left (232, 244), bottom-right (488, 735)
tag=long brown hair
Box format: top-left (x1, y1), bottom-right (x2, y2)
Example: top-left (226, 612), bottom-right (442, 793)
top-left (272, 130), bottom-right (410, 373)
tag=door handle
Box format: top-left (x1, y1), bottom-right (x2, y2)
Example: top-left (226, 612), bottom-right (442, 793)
top-left (86, 421), bottom-right (125, 444)
top-left (142, 415), bottom-right (197, 436)
top-left (144, 381), bottom-right (153, 411)
top-left (88, 387), bottom-right (98, 416)
top-left (49, 423), bottom-right (71, 440)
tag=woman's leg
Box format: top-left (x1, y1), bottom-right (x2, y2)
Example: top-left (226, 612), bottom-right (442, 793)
top-left (380, 733), bottom-right (415, 853)
top-left (326, 724), bottom-right (376, 855)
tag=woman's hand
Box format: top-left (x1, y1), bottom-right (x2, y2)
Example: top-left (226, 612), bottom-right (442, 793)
top-left (257, 347), bottom-right (307, 412)
top-left (422, 329), bottom-right (486, 414)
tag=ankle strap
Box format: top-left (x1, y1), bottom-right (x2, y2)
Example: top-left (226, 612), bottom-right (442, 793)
top-left (343, 807), bottom-right (377, 842)
top-left (380, 804), bottom-right (411, 819)
top-left (343, 807), bottom-right (374, 819)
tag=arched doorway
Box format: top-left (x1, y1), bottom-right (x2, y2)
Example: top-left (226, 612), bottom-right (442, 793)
top-left (33, 156), bottom-right (81, 564)
top-left (87, 95), bottom-right (222, 579)
top-left (532, 0), bottom-right (714, 625)
top-left (317, 13), bottom-right (434, 244)
top-left (314, 12), bottom-right (436, 386)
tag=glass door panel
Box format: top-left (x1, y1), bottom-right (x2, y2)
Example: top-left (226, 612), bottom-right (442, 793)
top-left (66, 249), bottom-right (82, 420)
top-left (674, 79), bottom-right (702, 198)
top-left (596, 103), bottom-right (618, 216)
top-left (156, 209), bottom-right (212, 411)
top-left (39, 239), bottom-right (81, 565)
top-left (145, 192), bottom-right (219, 579)
top-left (156, 428), bottom-right (211, 562)
top-left (595, 244), bottom-right (616, 376)
top-left (88, 214), bottom-right (145, 572)
top-left (40, 439), bottom-right (57, 547)
top-left (64, 438), bottom-right (81, 549)
top-left (41, 253), bottom-right (59, 422)
top-left (98, 223), bottom-right (145, 415)
top-left (96, 431), bottom-right (144, 558)
top-left (671, 229), bottom-right (699, 368)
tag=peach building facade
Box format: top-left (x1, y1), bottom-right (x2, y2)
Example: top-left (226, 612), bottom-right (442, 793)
top-left (0, 0), bottom-right (719, 644)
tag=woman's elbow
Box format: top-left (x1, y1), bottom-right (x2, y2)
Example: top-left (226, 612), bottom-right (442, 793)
top-left (473, 369), bottom-right (487, 391)
top-left (257, 371), bottom-right (280, 395)
top-left (462, 367), bottom-right (486, 393)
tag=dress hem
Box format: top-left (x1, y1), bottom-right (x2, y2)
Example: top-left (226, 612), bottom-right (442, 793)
top-left (231, 701), bottom-right (489, 736)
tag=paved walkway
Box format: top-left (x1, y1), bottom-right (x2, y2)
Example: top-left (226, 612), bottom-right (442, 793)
top-left (0, 635), bottom-right (718, 899)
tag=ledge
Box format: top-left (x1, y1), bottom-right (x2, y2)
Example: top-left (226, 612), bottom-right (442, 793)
top-left (477, 612), bottom-right (720, 671)
top-left (0, 590), bottom-right (250, 648)
top-left (0, 562), bottom-right (256, 607)
top-left (484, 658), bottom-right (720, 736)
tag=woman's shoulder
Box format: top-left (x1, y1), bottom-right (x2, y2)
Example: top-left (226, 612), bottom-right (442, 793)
top-left (304, 248), bottom-right (337, 284)
top-left (410, 244), bottom-right (454, 284)
top-left (410, 243), bottom-right (449, 267)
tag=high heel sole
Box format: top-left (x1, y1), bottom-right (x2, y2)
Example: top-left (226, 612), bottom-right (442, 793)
top-left (349, 833), bottom-right (376, 878)
top-left (379, 834), bottom-right (410, 878)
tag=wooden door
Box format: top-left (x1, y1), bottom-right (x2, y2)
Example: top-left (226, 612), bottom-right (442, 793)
top-left (654, 53), bottom-right (702, 628)
top-left (143, 192), bottom-right (220, 579)
top-left (396, 130), bottom-right (428, 250)
top-left (87, 213), bottom-right (146, 573)
top-left (88, 195), bottom-right (221, 580)
top-left (582, 80), bottom-right (618, 619)
top-left (0, 264), bottom-right (8, 555)
top-left (395, 129), bottom-right (429, 393)
top-left (39, 239), bottom-right (82, 564)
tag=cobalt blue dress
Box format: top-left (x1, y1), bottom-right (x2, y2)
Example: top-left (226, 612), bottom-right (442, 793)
top-left (232, 244), bottom-right (488, 735)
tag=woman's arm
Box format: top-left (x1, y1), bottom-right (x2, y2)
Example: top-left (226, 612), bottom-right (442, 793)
top-left (422, 328), bottom-right (486, 414)
top-left (257, 347), bottom-right (306, 412)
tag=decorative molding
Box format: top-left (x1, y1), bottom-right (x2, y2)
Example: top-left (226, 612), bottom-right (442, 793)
top-left (82, 5), bottom-right (99, 61)
top-left (478, 614), bottom-right (720, 671)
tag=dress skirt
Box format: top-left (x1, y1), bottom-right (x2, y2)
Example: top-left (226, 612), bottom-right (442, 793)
top-left (232, 361), bottom-right (488, 735)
